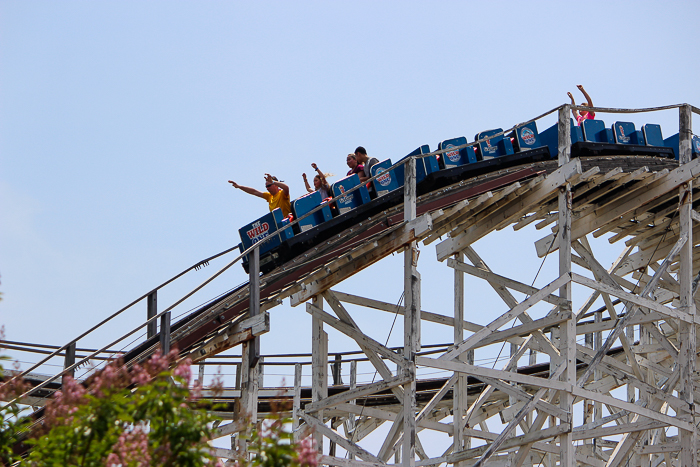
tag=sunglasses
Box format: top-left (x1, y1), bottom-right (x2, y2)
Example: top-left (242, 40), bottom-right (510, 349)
top-left (266, 184), bottom-right (273, 188)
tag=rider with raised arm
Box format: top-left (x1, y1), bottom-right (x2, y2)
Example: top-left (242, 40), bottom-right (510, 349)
top-left (568, 84), bottom-right (595, 125)
top-left (229, 174), bottom-right (291, 217)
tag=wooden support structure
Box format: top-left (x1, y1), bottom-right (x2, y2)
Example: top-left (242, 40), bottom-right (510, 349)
top-left (201, 105), bottom-right (700, 466)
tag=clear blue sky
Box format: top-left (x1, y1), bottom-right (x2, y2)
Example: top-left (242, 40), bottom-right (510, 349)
top-left (1, 1), bottom-right (699, 386)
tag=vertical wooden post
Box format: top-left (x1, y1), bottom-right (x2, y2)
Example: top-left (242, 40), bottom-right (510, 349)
top-left (347, 360), bottom-right (357, 460)
top-left (237, 246), bottom-right (261, 458)
top-left (147, 291), bottom-right (157, 339)
top-left (293, 363), bottom-right (302, 436)
top-left (453, 252), bottom-right (466, 462)
top-left (249, 247), bottom-right (260, 368)
top-left (62, 341), bottom-right (76, 386)
top-left (160, 311), bottom-right (171, 355)
top-left (557, 104), bottom-right (574, 466)
top-left (329, 355), bottom-right (342, 457)
top-left (238, 340), bottom-right (259, 456)
top-left (311, 295), bottom-right (328, 453)
top-left (594, 309), bottom-right (602, 428)
top-left (403, 155), bottom-right (419, 467)
top-left (257, 356), bottom-right (264, 389)
top-left (332, 354), bottom-right (342, 385)
top-left (678, 103), bottom-right (697, 466)
top-left (198, 362), bottom-right (205, 384)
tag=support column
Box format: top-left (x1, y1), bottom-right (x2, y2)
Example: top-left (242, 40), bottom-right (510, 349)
top-left (293, 363), bottom-right (302, 436)
top-left (329, 354), bottom-right (342, 457)
top-left (347, 360), bottom-right (357, 460)
top-left (678, 103), bottom-right (697, 466)
top-left (453, 251), bottom-right (466, 463)
top-left (403, 156), bottom-right (420, 467)
top-left (236, 246), bottom-right (261, 458)
top-left (311, 295), bottom-right (328, 453)
top-left (557, 104), bottom-right (575, 466)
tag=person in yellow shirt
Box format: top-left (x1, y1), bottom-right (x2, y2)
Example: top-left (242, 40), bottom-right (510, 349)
top-left (228, 173), bottom-right (292, 217)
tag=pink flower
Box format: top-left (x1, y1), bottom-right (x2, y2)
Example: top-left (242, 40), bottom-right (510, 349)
top-left (173, 358), bottom-right (192, 384)
top-left (130, 364), bottom-right (150, 386)
top-left (296, 436), bottom-right (318, 467)
top-left (107, 425), bottom-right (151, 467)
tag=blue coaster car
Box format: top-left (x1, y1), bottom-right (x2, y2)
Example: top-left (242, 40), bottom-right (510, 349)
top-left (612, 121), bottom-right (644, 145)
top-left (239, 208), bottom-right (294, 271)
top-left (330, 173), bottom-right (371, 215)
top-left (437, 137), bottom-right (478, 169)
top-left (510, 122), bottom-right (544, 152)
top-left (291, 191), bottom-right (333, 234)
top-left (370, 159), bottom-right (400, 197)
top-left (540, 118), bottom-right (584, 157)
top-left (664, 133), bottom-right (700, 160)
top-left (474, 129), bottom-right (514, 159)
top-left (581, 119), bottom-right (614, 143)
top-left (394, 145), bottom-right (439, 187)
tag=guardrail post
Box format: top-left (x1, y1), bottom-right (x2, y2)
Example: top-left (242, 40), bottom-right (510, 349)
top-left (160, 311), bottom-right (171, 355)
top-left (147, 291), bottom-right (157, 339)
top-left (679, 103), bottom-right (697, 466)
top-left (403, 155), bottom-right (419, 467)
top-left (63, 341), bottom-right (76, 386)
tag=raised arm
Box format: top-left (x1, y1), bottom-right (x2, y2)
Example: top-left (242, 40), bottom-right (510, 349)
top-left (228, 180), bottom-right (266, 199)
top-left (311, 163), bottom-right (328, 187)
top-left (567, 92), bottom-right (579, 119)
top-left (302, 173), bottom-right (313, 193)
top-left (577, 84), bottom-right (593, 107)
top-left (265, 174), bottom-right (290, 197)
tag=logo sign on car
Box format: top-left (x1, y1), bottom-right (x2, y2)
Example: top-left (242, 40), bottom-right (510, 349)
top-left (445, 144), bottom-right (460, 162)
top-left (338, 185), bottom-right (351, 204)
top-left (521, 127), bottom-right (536, 145)
top-left (247, 221), bottom-right (270, 243)
top-left (376, 168), bottom-right (392, 187)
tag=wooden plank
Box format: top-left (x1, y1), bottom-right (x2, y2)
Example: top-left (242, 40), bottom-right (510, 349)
top-left (331, 290), bottom-right (485, 333)
top-left (447, 258), bottom-right (565, 307)
top-left (319, 455), bottom-right (391, 467)
top-left (304, 374), bottom-right (410, 414)
top-left (438, 273), bottom-right (570, 360)
top-left (436, 159), bottom-right (582, 261)
top-left (461, 246), bottom-right (560, 359)
top-left (290, 214), bottom-right (432, 305)
top-left (571, 386), bottom-right (693, 432)
top-left (300, 413), bottom-right (382, 463)
top-left (331, 403), bottom-right (451, 434)
top-left (306, 302), bottom-right (404, 367)
top-left (321, 291), bottom-right (405, 402)
top-left (535, 157), bottom-right (700, 256)
top-left (677, 104), bottom-right (697, 467)
top-left (416, 356), bottom-right (570, 393)
top-left (571, 273), bottom-right (694, 325)
top-left (474, 362), bottom-right (565, 467)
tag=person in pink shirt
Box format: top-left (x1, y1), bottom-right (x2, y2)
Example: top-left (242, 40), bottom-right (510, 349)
top-left (568, 84), bottom-right (595, 125)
